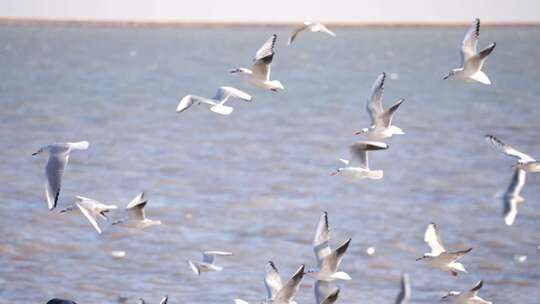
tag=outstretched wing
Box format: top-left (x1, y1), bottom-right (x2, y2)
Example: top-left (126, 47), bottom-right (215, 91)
top-left (464, 43), bottom-right (496, 72)
top-left (485, 135), bottom-right (535, 162)
top-left (366, 73), bottom-right (386, 126)
top-left (264, 261), bottom-right (283, 300)
top-left (274, 265), bottom-right (304, 303)
top-left (159, 296), bottom-right (168, 304)
top-left (176, 95), bottom-right (217, 112)
top-left (465, 280), bottom-right (484, 298)
top-left (313, 212), bottom-right (331, 266)
top-left (126, 192), bottom-right (147, 220)
top-left (45, 153), bottom-right (68, 210)
top-left (424, 222), bottom-right (445, 255)
top-left (394, 273), bottom-right (411, 304)
top-left (215, 87), bottom-right (252, 104)
top-left (379, 98), bottom-right (405, 128)
top-left (320, 238), bottom-right (351, 274)
top-left (288, 23), bottom-right (309, 45)
top-left (76, 201), bottom-right (102, 234)
top-left (254, 34), bottom-right (277, 63)
top-left (202, 251), bottom-right (232, 264)
top-left (460, 18), bottom-right (480, 65)
top-left (349, 141), bottom-right (389, 168)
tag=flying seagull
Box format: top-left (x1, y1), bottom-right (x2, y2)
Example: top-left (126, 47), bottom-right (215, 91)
top-left (234, 262), bottom-right (305, 304)
top-left (331, 141), bottom-right (389, 179)
top-left (356, 72), bottom-right (405, 139)
top-left (188, 251), bottom-right (233, 275)
top-left (230, 34), bottom-right (284, 92)
top-left (112, 192), bottom-right (161, 230)
top-left (444, 18), bottom-right (496, 85)
top-left (60, 196), bottom-right (118, 234)
top-left (485, 134), bottom-right (540, 172)
top-left (416, 223), bottom-right (472, 276)
top-left (176, 86), bottom-right (252, 115)
top-left (442, 280), bottom-right (492, 304)
top-left (314, 280), bottom-right (340, 304)
top-left (394, 273), bottom-right (411, 304)
top-left (306, 212), bottom-right (352, 281)
top-left (501, 168), bottom-right (527, 226)
top-left (288, 21), bottom-right (336, 45)
top-left (32, 141), bottom-right (89, 210)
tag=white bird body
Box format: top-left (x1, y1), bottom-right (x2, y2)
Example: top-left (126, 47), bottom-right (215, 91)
top-left (32, 141), bottom-right (89, 210)
top-left (332, 141), bottom-right (388, 180)
top-left (177, 86), bottom-right (252, 115)
top-left (230, 35), bottom-right (284, 92)
top-left (485, 134), bottom-right (540, 172)
top-left (235, 262), bottom-right (304, 304)
top-left (60, 196), bottom-right (118, 234)
top-left (188, 251), bottom-right (232, 275)
top-left (307, 212), bottom-right (351, 282)
top-left (417, 223), bottom-right (472, 276)
top-left (112, 192), bottom-right (161, 230)
top-left (288, 21), bottom-right (336, 45)
top-left (357, 73), bottom-right (405, 139)
top-left (442, 280), bottom-right (492, 304)
top-left (444, 18), bottom-right (496, 85)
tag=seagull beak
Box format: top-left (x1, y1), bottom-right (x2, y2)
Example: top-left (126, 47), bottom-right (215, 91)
top-left (354, 131), bottom-right (362, 135)
top-left (270, 88), bottom-right (279, 93)
top-left (415, 257), bottom-right (422, 261)
top-left (330, 171), bottom-right (338, 176)
top-left (31, 152), bottom-right (39, 156)
top-left (443, 75), bottom-right (449, 80)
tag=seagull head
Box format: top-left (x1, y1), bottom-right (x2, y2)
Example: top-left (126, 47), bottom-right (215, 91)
top-left (355, 128), bottom-right (369, 135)
top-left (330, 168), bottom-right (342, 176)
top-left (32, 147), bottom-right (44, 156)
top-left (443, 70), bottom-right (456, 80)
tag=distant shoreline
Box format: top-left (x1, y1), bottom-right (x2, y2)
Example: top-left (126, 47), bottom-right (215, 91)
top-left (1, 17), bottom-right (539, 27)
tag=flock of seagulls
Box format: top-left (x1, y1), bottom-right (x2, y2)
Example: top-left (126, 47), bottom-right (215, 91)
top-left (31, 18), bottom-right (534, 304)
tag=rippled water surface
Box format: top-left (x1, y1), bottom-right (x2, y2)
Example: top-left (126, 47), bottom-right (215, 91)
top-left (1, 24), bottom-right (540, 303)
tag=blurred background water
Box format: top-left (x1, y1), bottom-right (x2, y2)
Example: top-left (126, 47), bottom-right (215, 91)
top-left (0, 24), bottom-right (539, 303)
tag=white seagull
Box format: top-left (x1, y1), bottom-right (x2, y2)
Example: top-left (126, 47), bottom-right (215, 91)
top-left (331, 141), bottom-right (389, 180)
top-left (485, 134), bottom-right (540, 172)
top-left (307, 212), bottom-right (352, 281)
top-left (395, 273), bottom-right (411, 304)
top-left (234, 262), bottom-right (305, 304)
top-left (60, 196), bottom-right (118, 234)
top-left (188, 251), bottom-right (233, 275)
top-left (287, 21), bottom-right (336, 46)
top-left (501, 168), bottom-right (527, 226)
top-left (314, 281), bottom-right (340, 304)
top-left (112, 192), bottom-right (161, 230)
top-left (416, 223), bottom-right (472, 276)
top-left (230, 34), bottom-right (284, 92)
top-left (444, 18), bottom-right (496, 85)
top-left (356, 73), bottom-right (405, 139)
top-left (442, 280), bottom-right (492, 304)
top-left (176, 86), bottom-right (252, 115)
top-left (32, 141), bottom-right (89, 210)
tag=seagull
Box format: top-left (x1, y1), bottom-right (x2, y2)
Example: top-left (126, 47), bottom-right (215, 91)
top-left (230, 34), bottom-right (284, 92)
top-left (32, 141), bottom-right (89, 210)
top-left (314, 280), bottom-right (340, 304)
top-left (47, 299), bottom-right (78, 304)
top-left (287, 21), bottom-right (336, 45)
top-left (176, 86), bottom-right (252, 115)
top-left (416, 223), bottom-right (472, 276)
top-left (306, 212), bottom-right (351, 281)
top-left (395, 273), bottom-right (411, 304)
top-left (501, 168), bottom-right (527, 226)
top-left (442, 280), bottom-right (492, 304)
top-left (485, 134), bottom-right (540, 172)
top-left (112, 192), bottom-right (161, 230)
top-left (188, 251), bottom-right (233, 275)
top-left (356, 72), bottom-right (405, 139)
top-left (235, 262), bottom-right (305, 304)
top-left (60, 196), bottom-right (118, 234)
top-left (331, 141), bottom-right (389, 179)
top-left (443, 18), bottom-right (496, 85)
